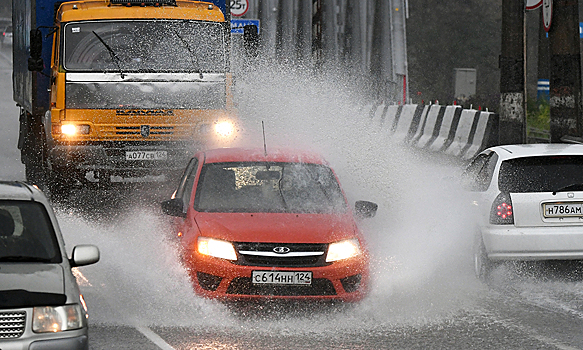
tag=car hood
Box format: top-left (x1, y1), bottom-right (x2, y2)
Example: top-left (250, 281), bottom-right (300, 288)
top-left (193, 212), bottom-right (358, 243)
top-left (0, 263), bottom-right (64, 295)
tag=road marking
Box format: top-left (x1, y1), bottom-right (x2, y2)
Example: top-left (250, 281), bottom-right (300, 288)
top-left (477, 307), bottom-right (580, 350)
top-left (135, 325), bottom-right (176, 350)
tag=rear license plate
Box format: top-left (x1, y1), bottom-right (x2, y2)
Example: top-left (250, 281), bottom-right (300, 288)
top-left (125, 151), bottom-right (167, 161)
top-left (543, 202), bottom-right (583, 217)
top-left (252, 271), bottom-right (312, 285)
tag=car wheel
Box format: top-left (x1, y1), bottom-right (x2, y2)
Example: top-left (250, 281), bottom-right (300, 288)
top-left (474, 237), bottom-right (494, 282)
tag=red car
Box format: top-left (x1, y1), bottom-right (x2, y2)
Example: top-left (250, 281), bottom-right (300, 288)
top-left (162, 148), bottom-right (377, 302)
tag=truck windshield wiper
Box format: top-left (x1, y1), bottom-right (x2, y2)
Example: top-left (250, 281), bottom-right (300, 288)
top-left (171, 29), bottom-right (203, 79)
top-left (0, 256), bottom-right (53, 263)
top-left (92, 30), bottom-right (125, 79)
top-left (552, 183), bottom-right (583, 195)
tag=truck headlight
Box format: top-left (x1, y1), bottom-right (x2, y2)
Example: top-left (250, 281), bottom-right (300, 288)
top-left (61, 124), bottom-right (90, 136)
top-left (32, 304), bottom-right (85, 333)
top-left (197, 237), bottom-right (237, 260)
top-left (214, 121), bottom-right (235, 137)
top-left (326, 238), bottom-right (361, 262)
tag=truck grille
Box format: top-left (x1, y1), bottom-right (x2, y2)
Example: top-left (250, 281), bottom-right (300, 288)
top-left (234, 242), bottom-right (329, 267)
top-left (0, 311), bottom-right (26, 339)
top-left (115, 126), bottom-right (174, 135)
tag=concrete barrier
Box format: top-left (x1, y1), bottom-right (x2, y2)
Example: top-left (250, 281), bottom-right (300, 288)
top-left (362, 103), bottom-right (499, 161)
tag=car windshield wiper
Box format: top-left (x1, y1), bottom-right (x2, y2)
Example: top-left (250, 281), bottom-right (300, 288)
top-left (552, 183), bottom-right (583, 195)
top-left (0, 256), bottom-right (53, 263)
top-left (171, 28), bottom-right (203, 79)
top-left (92, 30), bottom-right (125, 79)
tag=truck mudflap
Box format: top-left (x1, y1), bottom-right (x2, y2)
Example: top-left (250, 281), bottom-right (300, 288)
top-left (48, 141), bottom-right (197, 178)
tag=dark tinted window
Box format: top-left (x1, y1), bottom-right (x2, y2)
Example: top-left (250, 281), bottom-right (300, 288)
top-left (499, 155), bottom-right (583, 193)
top-left (0, 201), bottom-right (62, 263)
top-left (462, 152), bottom-right (498, 192)
top-left (194, 162), bottom-right (347, 213)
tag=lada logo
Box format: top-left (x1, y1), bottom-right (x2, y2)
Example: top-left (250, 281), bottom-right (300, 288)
top-left (273, 246), bottom-right (290, 254)
top-left (140, 125), bottom-right (150, 137)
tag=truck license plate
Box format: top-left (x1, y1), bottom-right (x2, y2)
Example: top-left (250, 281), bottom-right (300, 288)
top-left (125, 151), bottom-right (167, 161)
top-left (252, 271), bottom-right (312, 285)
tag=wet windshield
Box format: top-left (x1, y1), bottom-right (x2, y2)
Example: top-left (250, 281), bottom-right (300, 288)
top-left (0, 201), bottom-right (62, 263)
top-left (194, 162), bottom-right (347, 213)
top-left (63, 20), bottom-right (227, 72)
top-left (499, 156), bottom-right (583, 193)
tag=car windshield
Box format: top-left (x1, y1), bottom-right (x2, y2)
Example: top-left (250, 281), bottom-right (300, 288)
top-left (194, 162), bottom-right (347, 213)
top-left (63, 20), bottom-right (227, 72)
top-left (0, 201), bottom-right (62, 263)
top-left (498, 155), bottom-right (583, 193)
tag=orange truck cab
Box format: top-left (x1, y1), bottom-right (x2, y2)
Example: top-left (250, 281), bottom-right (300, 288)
top-left (13, 0), bottom-right (238, 195)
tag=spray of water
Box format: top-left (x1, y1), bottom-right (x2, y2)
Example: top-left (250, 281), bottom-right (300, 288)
top-left (55, 62), bottom-right (487, 334)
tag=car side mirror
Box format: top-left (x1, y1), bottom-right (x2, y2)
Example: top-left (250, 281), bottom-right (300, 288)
top-left (28, 29), bottom-right (44, 72)
top-left (161, 198), bottom-right (186, 218)
top-left (70, 245), bottom-right (100, 267)
top-left (355, 200), bottom-right (378, 219)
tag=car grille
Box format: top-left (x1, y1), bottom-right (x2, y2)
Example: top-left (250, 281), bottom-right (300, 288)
top-left (0, 311), bottom-right (26, 339)
top-left (226, 277), bottom-right (336, 296)
top-left (115, 126), bottom-right (174, 135)
top-left (233, 242), bottom-right (329, 267)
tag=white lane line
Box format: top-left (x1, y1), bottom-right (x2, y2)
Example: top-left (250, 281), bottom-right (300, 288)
top-left (477, 307), bottom-right (580, 350)
top-left (135, 325), bottom-right (176, 350)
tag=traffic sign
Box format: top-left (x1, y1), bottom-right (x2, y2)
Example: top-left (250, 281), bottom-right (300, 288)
top-left (231, 19), bottom-right (260, 34)
top-left (543, 0), bottom-right (553, 32)
top-left (230, 0), bottom-right (249, 17)
top-left (526, 0), bottom-right (542, 10)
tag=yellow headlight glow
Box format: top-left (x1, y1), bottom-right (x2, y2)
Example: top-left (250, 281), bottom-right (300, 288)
top-left (214, 121), bottom-right (235, 137)
top-left (326, 238), bottom-right (361, 262)
top-left (61, 124), bottom-right (90, 136)
top-left (197, 237), bottom-right (237, 261)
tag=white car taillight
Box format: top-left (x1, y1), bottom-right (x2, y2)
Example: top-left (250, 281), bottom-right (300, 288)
top-left (490, 192), bottom-right (514, 225)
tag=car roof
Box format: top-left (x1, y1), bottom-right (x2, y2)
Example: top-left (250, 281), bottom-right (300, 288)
top-left (485, 143), bottom-right (583, 162)
top-left (0, 181), bottom-right (48, 203)
top-left (198, 148), bottom-right (330, 165)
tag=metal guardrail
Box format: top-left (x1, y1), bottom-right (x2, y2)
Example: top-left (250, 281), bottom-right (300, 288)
top-left (527, 126), bottom-right (551, 143)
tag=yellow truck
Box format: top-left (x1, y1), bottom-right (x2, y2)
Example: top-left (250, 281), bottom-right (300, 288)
top-left (14, 0), bottom-right (238, 195)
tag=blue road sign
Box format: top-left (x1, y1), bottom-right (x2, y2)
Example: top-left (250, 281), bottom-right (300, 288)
top-left (231, 19), bottom-right (260, 34)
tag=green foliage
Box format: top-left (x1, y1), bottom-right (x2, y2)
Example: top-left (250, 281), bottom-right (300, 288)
top-left (527, 97), bottom-right (550, 130)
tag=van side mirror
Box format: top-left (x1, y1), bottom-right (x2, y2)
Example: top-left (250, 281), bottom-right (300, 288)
top-left (355, 200), bottom-right (378, 219)
top-left (28, 29), bottom-right (44, 72)
top-left (161, 198), bottom-right (186, 218)
top-left (243, 24), bottom-right (259, 58)
top-left (70, 245), bottom-right (100, 267)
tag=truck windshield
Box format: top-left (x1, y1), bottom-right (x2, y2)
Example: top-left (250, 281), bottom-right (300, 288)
top-left (63, 20), bottom-right (227, 72)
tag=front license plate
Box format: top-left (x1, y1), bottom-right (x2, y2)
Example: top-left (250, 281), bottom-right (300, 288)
top-left (543, 202), bottom-right (583, 217)
top-left (252, 271), bottom-right (312, 285)
top-left (125, 151), bottom-right (167, 161)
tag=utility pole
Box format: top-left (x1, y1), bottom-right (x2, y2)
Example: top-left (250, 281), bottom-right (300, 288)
top-left (548, 0), bottom-right (581, 141)
top-left (499, 0), bottom-right (526, 144)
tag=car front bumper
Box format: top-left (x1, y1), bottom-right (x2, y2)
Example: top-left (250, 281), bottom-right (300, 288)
top-left (482, 225), bottom-right (583, 261)
top-left (183, 253), bottom-right (370, 302)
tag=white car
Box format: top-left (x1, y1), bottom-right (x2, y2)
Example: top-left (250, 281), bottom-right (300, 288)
top-left (463, 144), bottom-right (583, 280)
top-left (0, 181), bottom-right (99, 349)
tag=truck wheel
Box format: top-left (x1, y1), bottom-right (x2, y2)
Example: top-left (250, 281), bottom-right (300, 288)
top-left (24, 135), bottom-right (48, 190)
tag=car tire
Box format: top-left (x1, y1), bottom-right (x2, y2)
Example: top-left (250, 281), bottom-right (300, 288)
top-left (474, 237), bottom-right (495, 283)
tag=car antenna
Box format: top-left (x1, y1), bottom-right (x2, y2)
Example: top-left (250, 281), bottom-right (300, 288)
top-left (262, 121), bottom-right (267, 155)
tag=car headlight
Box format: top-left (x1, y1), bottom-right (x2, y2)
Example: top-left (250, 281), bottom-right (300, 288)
top-left (61, 124), bottom-right (90, 136)
top-left (326, 238), bottom-right (361, 262)
top-left (32, 304), bottom-right (85, 333)
top-left (214, 121), bottom-right (235, 137)
top-left (197, 237), bottom-right (237, 261)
